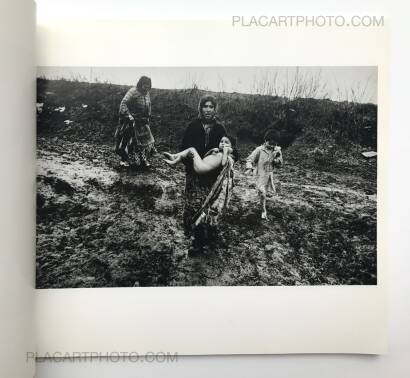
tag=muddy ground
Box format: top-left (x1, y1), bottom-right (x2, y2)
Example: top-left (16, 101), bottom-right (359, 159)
top-left (36, 136), bottom-right (377, 288)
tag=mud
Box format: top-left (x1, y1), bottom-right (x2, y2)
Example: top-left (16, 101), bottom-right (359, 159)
top-left (36, 136), bottom-right (376, 288)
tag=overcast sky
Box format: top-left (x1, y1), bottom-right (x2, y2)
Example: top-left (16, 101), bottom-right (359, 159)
top-left (37, 66), bottom-right (377, 104)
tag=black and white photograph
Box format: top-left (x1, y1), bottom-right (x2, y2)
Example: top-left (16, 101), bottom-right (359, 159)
top-left (36, 66), bottom-right (377, 288)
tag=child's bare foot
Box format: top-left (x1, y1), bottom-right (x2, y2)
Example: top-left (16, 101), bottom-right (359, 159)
top-left (261, 211), bottom-right (268, 220)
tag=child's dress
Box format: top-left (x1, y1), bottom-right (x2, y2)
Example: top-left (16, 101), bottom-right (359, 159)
top-left (245, 145), bottom-right (283, 194)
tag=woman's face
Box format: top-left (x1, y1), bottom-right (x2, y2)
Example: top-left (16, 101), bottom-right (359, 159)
top-left (219, 136), bottom-right (232, 150)
top-left (139, 82), bottom-right (151, 95)
top-left (201, 101), bottom-right (216, 121)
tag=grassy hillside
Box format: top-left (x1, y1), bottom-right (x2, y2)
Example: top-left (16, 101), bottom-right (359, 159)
top-left (37, 78), bottom-right (377, 164)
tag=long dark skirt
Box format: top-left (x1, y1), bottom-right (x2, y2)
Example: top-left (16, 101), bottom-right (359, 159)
top-left (183, 172), bottom-right (211, 232)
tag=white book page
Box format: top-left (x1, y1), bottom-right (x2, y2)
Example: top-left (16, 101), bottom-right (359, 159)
top-left (0, 0), bottom-right (36, 377)
top-left (35, 20), bottom-right (387, 355)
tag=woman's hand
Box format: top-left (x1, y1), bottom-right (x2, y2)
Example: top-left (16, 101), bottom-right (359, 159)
top-left (128, 114), bottom-right (134, 122)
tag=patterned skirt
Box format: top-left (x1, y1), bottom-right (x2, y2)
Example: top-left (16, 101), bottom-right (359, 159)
top-left (183, 159), bottom-right (234, 231)
top-left (115, 117), bottom-right (155, 161)
top-left (134, 121), bottom-right (155, 151)
top-left (192, 158), bottom-right (234, 227)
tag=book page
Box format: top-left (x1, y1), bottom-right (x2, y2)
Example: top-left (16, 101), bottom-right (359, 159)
top-left (0, 0), bottom-right (36, 376)
top-left (36, 20), bottom-right (387, 355)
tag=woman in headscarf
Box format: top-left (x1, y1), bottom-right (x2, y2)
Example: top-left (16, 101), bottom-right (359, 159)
top-left (164, 134), bottom-right (236, 230)
top-left (180, 95), bottom-right (238, 254)
top-left (114, 76), bottom-right (155, 167)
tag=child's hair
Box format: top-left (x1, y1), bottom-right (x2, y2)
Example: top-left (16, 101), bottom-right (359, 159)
top-left (223, 134), bottom-right (239, 161)
top-left (224, 134), bottom-right (237, 149)
top-left (263, 129), bottom-right (280, 145)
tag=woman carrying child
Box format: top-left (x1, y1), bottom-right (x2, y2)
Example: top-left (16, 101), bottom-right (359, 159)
top-left (164, 135), bottom-right (236, 253)
top-left (175, 95), bottom-right (238, 254)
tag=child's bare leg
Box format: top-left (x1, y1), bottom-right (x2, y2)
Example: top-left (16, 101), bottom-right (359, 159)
top-left (259, 189), bottom-right (268, 219)
top-left (163, 147), bottom-right (198, 166)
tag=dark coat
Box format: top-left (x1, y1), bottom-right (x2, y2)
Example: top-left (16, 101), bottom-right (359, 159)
top-left (180, 118), bottom-right (227, 157)
top-left (180, 118), bottom-right (227, 185)
top-left (181, 118), bottom-right (239, 160)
